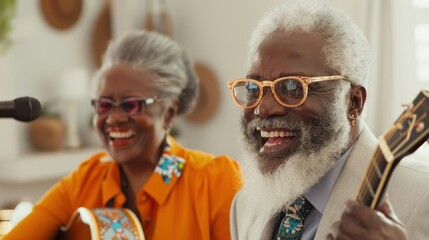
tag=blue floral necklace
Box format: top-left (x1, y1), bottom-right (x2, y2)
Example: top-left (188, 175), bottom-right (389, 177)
top-left (154, 138), bottom-right (185, 184)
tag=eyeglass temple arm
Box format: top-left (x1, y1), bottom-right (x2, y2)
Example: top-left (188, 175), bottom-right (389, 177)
top-left (307, 76), bottom-right (346, 84)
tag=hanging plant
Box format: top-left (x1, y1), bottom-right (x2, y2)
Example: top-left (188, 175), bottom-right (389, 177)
top-left (0, 0), bottom-right (16, 54)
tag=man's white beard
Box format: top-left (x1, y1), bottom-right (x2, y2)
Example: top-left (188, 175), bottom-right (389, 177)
top-left (237, 84), bottom-right (351, 231)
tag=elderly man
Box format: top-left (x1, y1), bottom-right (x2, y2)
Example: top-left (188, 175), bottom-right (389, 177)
top-left (229, 0), bottom-right (429, 239)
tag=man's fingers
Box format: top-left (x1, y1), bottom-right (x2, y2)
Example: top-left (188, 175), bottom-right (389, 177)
top-left (338, 207), bottom-right (369, 238)
top-left (343, 200), bottom-right (383, 229)
top-left (378, 199), bottom-right (402, 224)
top-left (330, 199), bottom-right (408, 240)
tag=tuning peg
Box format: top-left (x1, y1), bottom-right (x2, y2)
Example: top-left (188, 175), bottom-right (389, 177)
top-left (416, 122), bottom-right (425, 133)
top-left (401, 103), bottom-right (413, 111)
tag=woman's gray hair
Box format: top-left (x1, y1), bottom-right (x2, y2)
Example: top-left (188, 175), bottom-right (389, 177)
top-left (92, 30), bottom-right (199, 115)
top-left (248, 0), bottom-right (370, 88)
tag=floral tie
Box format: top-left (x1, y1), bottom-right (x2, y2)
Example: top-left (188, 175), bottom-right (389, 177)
top-left (277, 196), bottom-right (313, 240)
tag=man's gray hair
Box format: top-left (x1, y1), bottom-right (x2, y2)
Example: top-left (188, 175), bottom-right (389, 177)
top-left (248, 0), bottom-right (370, 88)
top-left (92, 30), bottom-right (199, 115)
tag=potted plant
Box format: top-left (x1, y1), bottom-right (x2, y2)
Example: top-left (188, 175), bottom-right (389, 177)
top-left (0, 0), bottom-right (16, 54)
top-left (28, 100), bottom-right (66, 151)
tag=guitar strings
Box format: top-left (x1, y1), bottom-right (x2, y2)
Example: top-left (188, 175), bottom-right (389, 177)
top-left (357, 148), bottom-right (379, 200)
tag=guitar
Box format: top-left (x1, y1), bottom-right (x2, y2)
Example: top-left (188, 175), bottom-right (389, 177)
top-left (57, 207), bottom-right (145, 240)
top-left (355, 90), bottom-right (429, 209)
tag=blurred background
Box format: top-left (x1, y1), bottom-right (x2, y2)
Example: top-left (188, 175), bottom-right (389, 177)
top-left (0, 0), bottom-right (429, 215)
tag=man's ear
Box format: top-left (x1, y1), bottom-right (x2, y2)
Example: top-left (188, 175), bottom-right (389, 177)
top-left (348, 86), bottom-right (367, 117)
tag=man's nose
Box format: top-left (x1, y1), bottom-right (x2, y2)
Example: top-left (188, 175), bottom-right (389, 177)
top-left (254, 88), bottom-right (288, 117)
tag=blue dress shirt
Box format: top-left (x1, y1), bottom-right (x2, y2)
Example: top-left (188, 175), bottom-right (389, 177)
top-left (301, 144), bottom-right (355, 239)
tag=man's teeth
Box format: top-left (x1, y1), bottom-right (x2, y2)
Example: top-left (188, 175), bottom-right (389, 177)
top-left (109, 130), bottom-right (135, 139)
top-left (264, 141), bottom-right (282, 147)
top-left (259, 130), bottom-right (297, 138)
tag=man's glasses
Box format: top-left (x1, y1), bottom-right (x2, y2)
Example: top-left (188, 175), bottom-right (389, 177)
top-left (91, 97), bottom-right (159, 115)
top-left (228, 75), bottom-right (347, 109)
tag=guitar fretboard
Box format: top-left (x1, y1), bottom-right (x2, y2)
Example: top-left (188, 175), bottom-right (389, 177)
top-left (355, 147), bottom-right (393, 209)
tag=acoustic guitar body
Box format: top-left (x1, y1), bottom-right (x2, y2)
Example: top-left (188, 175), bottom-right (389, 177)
top-left (58, 207), bottom-right (144, 240)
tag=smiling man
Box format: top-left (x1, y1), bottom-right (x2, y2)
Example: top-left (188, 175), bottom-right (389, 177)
top-left (229, 1), bottom-right (429, 239)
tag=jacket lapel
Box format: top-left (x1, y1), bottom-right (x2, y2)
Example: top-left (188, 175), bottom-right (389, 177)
top-left (315, 125), bottom-right (378, 239)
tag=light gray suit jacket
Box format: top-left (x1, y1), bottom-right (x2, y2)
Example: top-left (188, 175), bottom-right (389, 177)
top-left (230, 125), bottom-right (429, 240)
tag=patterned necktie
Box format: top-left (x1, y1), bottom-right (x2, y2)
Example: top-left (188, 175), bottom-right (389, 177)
top-left (277, 196), bottom-right (313, 240)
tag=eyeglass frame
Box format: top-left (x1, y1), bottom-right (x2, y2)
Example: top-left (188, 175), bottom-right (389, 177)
top-left (227, 75), bottom-right (348, 109)
top-left (91, 96), bottom-right (159, 115)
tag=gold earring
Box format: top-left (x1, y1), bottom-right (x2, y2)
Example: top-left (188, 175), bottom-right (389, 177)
top-left (348, 114), bottom-right (357, 126)
top-left (165, 126), bottom-right (171, 135)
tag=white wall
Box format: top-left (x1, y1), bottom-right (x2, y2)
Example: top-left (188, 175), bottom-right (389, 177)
top-left (1, 0), bottom-right (104, 156)
top-left (0, 0), bottom-right (405, 206)
top-left (0, 0), bottom-right (287, 206)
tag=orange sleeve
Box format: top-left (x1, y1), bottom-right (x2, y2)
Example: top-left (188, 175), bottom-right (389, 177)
top-left (3, 153), bottom-right (105, 240)
top-left (208, 156), bottom-right (242, 240)
top-left (3, 175), bottom-right (76, 239)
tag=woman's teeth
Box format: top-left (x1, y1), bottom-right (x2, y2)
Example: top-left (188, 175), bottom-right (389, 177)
top-left (108, 130), bottom-right (135, 139)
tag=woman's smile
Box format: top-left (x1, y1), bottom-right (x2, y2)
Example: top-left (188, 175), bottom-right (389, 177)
top-left (106, 126), bottom-right (137, 148)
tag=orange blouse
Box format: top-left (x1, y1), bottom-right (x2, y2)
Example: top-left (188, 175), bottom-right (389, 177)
top-left (4, 137), bottom-right (241, 240)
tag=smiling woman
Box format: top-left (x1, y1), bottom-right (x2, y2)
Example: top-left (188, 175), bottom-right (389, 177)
top-left (3, 30), bottom-right (241, 240)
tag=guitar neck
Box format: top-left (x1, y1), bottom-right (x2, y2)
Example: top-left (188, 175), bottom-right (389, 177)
top-left (355, 90), bottom-right (429, 210)
top-left (355, 147), bottom-right (397, 209)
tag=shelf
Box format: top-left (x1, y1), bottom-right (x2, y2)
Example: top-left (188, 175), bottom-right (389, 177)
top-left (0, 147), bottom-right (103, 183)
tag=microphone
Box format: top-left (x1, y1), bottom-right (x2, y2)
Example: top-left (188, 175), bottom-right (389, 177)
top-left (0, 97), bottom-right (42, 122)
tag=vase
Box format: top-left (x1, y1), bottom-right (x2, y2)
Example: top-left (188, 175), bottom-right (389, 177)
top-left (28, 117), bottom-right (65, 151)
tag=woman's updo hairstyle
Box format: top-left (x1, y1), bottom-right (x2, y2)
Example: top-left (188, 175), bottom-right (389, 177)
top-left (92, 30), bottom-right (199, 115)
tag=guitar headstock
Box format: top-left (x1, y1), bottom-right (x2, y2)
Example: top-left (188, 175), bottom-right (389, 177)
top-left (379, 90), bottom-right (429, 164)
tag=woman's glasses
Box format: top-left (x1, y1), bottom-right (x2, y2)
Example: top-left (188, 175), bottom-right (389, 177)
top-left (91, 97), bottom-right (159, 115)
top-left (228, 75), bottom-right (347, 109)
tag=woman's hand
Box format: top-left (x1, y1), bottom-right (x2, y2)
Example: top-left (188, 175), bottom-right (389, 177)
top-left (326, 199), bottom-right (408, 240)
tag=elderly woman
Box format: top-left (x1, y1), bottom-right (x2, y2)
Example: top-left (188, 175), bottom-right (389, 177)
top-left (5, 31), bottom-right (241, 240)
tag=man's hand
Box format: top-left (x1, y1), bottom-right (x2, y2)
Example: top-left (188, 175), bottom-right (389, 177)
top-left (326, 199), bottom-right (408, 240)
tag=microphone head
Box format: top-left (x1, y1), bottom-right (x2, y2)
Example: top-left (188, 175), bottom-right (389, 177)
top-left (14, 97), bottom-right (42, 122)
